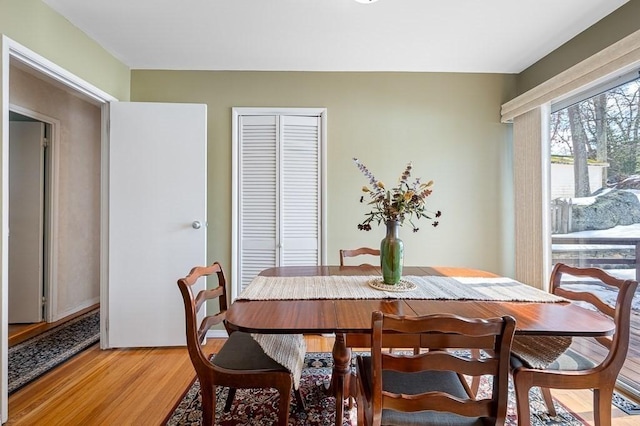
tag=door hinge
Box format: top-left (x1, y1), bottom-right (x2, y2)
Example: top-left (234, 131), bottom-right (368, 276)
top-left (42, 137), bottom-right (49, 148)
top-left (41, 296), bottom-right (46, 306)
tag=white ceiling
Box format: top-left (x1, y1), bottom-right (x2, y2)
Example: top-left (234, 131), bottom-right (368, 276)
top-left (42, 0), bottom-right (628, 73)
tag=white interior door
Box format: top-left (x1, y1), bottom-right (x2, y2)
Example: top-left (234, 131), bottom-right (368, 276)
top-left (107, 102), bottom-right (207, 348)
top-left (8, 121), bottom-right (44, 324)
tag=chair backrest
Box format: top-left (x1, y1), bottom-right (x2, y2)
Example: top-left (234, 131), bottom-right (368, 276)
top-left (549, 263), bottom-right (638, 376)
top-left (339, 247), bottom-right (380, 266)
top-left (370, 311), bottom-right (516, 424)
top-left (177, 262), bottom-right (229, 376)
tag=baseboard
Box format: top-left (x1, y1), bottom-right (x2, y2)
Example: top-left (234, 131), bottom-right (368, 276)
top-left (52, 297), bottom-right (100, 322)
top-left (206, 330), bottom-right (229, 339)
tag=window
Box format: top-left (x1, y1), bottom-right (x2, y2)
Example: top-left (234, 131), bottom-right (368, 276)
top-left (550, 74), bottom-right (640, 274)
top-left (549, 74), bottom-right (640, 399)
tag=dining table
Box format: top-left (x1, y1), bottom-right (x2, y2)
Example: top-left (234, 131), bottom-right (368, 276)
top-left (224, 265), bottom-right (616, 425)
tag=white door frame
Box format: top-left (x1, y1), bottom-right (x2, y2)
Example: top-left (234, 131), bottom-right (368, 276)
top-left (1, 35), bottom-right (117, 423)
top-left (8, 105), bottom-right (60, 323)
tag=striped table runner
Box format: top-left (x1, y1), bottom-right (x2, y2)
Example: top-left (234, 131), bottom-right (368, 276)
top-left (238, 275), bottom-right (566, 303)
top-left (242, 275), bottom-right (570, 376)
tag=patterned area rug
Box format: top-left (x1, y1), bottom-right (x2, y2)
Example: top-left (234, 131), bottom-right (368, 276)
top-left (165, 352), bottom-right (588, 425)
top-left (8, 309), bottom-right (100, 394)
top-left (612, 391), bottom-right (640, 415)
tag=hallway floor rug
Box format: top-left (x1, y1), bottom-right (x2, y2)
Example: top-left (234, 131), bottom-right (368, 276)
top-left (612, 391), bottom-right (640, 415)
top-left (165, 352), bottom-right (587, 425)
top-left (8, 309), bottom-right (100, 394)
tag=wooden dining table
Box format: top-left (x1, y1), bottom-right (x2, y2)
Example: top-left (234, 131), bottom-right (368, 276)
top-left (224, 265), bottom-right (616, 425)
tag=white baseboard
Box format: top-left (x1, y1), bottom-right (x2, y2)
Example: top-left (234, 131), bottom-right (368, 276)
top-left (52, 297), bottom-right (100, 322)
top-left (206, 330), bottom-right (229, 339)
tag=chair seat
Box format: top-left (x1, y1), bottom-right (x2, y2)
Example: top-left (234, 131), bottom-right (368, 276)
top-left (361, 357), bottom-right (485, 426)
top-left (212, 331), bottom-right (288, 372)
top-left (511, 347), bottom-right (597, 371)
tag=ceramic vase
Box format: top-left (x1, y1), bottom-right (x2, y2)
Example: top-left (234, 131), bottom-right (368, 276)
top-left (380, 220), bottom-right (404, 284)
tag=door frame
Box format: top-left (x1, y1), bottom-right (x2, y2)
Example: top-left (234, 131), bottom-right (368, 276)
top-left (8, 106), bottom-right (60, 323)
top-left (1, 35), bottom-right (117, 422)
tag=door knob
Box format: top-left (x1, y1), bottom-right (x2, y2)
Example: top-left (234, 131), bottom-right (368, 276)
top-left (192, 221), bottom-right (202, 229)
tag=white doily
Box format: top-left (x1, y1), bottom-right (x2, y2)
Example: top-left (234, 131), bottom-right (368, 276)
top-left (367, 278), bottom-right (417, 292)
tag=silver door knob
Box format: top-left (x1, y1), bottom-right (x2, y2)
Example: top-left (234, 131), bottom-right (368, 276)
top-left (192, 221), bottom-right (202, 229)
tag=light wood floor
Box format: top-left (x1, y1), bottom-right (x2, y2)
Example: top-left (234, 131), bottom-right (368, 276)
top-left (6, 335), bottom-right (639, 425)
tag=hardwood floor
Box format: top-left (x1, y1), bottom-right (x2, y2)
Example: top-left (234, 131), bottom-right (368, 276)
top-left (5, 335), bottom-right (639, 425)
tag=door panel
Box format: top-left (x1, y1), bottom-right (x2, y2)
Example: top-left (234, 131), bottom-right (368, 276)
top-left (238, 115), bottom-right (278, 293)
top-left (107, 102), bottom-right (207, 348)
top-left (8, 122), bottom-right (44, 323)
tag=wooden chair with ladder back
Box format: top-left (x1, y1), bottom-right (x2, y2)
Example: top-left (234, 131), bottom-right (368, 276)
top-left (356, 311), bottom-right (516, 426)
top-left (510, 263), bottom-right (638, 426)
top-left (340, 247), bottom-right (419, 356)
top-left (177, 261), bottom-right (305, 426)
top-left (339, 247), bottom-right (380, 266)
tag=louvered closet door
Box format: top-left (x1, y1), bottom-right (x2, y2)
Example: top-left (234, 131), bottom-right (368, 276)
top-left (239, 115), bottom-right (278, 292)
top-left (238, 113), bottom-right (321, 293)
top-left (280, 115), bottom-right (320, 265)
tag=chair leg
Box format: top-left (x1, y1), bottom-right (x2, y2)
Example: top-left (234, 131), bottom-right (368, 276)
top-left (276, 383), bottom-right (292, 425)
top-left (593, 387), bottom-right (614, 426)
top-left (357, 390), bottom-right (371, 426)
top-left (347, 371), bottom-right (357, 410)
top-left (224, 387), bottom-right (236, 412)
top-left (540, 387), bottom-right (556, 417)
top-left (469, 349), bottom-right (481, 398)
top-left (469, 376), bottom-right (481, 398)
top-left (294, 387), bottom-right (306, 412)
top-left (200, 383), bottom-right (216, 426)
top-left (513, 372), bottom-right (533, 426)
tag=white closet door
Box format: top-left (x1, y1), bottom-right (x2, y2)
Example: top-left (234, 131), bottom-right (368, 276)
top-left (238, 115), bottom-right (278, 292)
top-left (280, 115), bottom-right (320, 265)
top-left (235, 111), bottom-right (323, 296)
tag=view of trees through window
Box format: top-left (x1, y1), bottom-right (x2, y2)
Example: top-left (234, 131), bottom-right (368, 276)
top-left (551, 77), bottom-right (640, 198)
top-left (550, 75), bottom-right (640, 243)
top-left (550, 74), bottom-right (640, 397)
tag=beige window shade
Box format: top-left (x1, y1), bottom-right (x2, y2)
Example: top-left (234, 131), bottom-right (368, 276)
top-left (502, 29), bottom-right (640, 123)
top-left (504, 29), bottom-right (640, 288)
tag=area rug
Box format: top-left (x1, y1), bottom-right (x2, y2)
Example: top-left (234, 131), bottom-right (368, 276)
top-left (8, 309), bottom-right (100, 394)
top-left (612, 391), bottom-right (640, 415)
top-left (165, 352), bottom-right (587, 425)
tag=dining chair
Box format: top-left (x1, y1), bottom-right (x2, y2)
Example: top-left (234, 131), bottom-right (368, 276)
top-left (511, 263), bottom-right (638, 426)
top-left (340, 247), bottom-right (418, 356)
top-left (356, 311), bottom-right (516, 426)
top-left (339, 247), bottom-right (380, 266)
top-left (177, 261), bottom-right (304, 426)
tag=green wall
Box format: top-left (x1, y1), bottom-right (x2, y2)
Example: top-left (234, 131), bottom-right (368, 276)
top-left (3, 0), bottom-right (636, 283)
top-left (517, 0), bottom-right (640, 95)
top-left (131, 71), bottom-right (517, 278)
top-left (0, 0), bottom-right (130, 100)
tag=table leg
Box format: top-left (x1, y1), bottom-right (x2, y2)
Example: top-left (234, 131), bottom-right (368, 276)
top-left (326, 332), bottom-right (352, 425)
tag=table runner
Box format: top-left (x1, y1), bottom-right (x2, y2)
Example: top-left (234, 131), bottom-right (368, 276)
top-left (250, 333), bottom-right (306, 390)
top-left (242, 274), bottom-right (572, 371)
top-left (238, 275), bottom-right (566, 303)
top-left (510, 335), bottom-right (574, 369)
